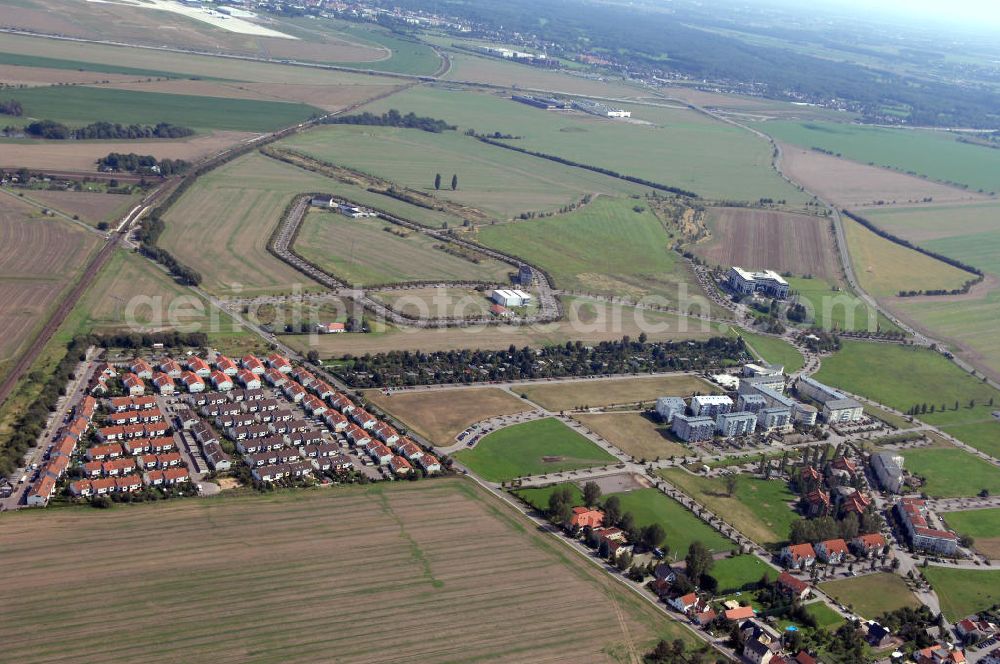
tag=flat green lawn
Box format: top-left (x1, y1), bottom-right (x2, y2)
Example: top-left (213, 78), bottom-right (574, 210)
top-left (295, 211), bottom-right (511, 285)
top-left (900, 448), bottom-right (1000, 498)
top-left (279, 125), bottom-right (645, 219)
top-left (710, 555), bottom-right (774, 593)
top-left (513, 482), bottom-right (584, 511)
top-left (455, 418), bottom-right (618, 482)
top-left (804, 602), bottom-right (847, 630)
top-left (514, 484), bottom-right (730, 556)
top-left (814, 340), bottom-right (1000, 456)
top-left (362, 87), bottom-right (809, 203)
top-left (12, 85), bottom-right (323, 132)
top-left (942, 508), bottom-right (1000, 539)
top-left (819, 573), bottom-right (919, 620)
top-left (786, 277), bottom-right (894, 333)
top-left (659, 470), bottom-right (798, 545)
top-left (734, 329), bottom-right (805, 374)
top-left (610, 488), bottom-right (731, 556)
top-left (757, 120), bottom-right (1000, 193)
top-left (922, 567), bottom-right (1000, 621)
top-left (813, 340), bottom-right (1000, 411)
top-left (479, 197), bottom-right (714, 310)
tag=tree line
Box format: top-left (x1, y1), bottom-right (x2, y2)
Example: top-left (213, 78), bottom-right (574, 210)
top-left (475, 135), bottom-right (700, 198)
top-left (136, 215), bottom-right (203, 286)
top-left (337, 335), bottom-right (745, 387)
top-left (323, 109), bottom-right (456, 133)
top-left (0, 99), bottom-right (23, 117)
top-left (97, 152), bottom-right (189, 175)
top-left (24, 120), bottom-right (195, 140)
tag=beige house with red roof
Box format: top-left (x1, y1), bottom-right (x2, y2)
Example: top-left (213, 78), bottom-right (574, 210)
top-left (780, 543), bottom-right (816, 569)
top-left (815, 538), bottom-right (849, 564)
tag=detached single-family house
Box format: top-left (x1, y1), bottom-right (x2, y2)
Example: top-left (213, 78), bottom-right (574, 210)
top-left (669, 592), bottom-right (700, 615)
top-left (236, 369), bottom-right (261, 390)
top-left (267, 353), bottom-right (292, 373)
top-left (390, 455), bottom-right (413, 476)
top-left (159, 359), bottom-right (182, 378)
top-left (210, 370), bottom-right (233, 392)
top-left (317, 322), bottom-right (345, 334)
top-left (123, 373), bottom-right (145, 396)
top-left (187, 356), bottom-right (211, 377)
top-left (215, 355), bottom-right (239, 376)
top-left (570, 507), bottom-right (604, 529)
top-left (417, 453), bottom-right (441, 474)
top-left (130, 359), bottom-right (153, 379)
top-left (241, 355), bottom-right (266, 374)
top-left (152, 372), bottom-right (175, 395)
top-left (181, 371), bottom-right (205, 393)
top-left (780, 543), bottom-right (816, 569)
top-left (776, 571), bottom-right (810, 601)
top-left (851, 533), bottom-right (886, 557)
top-left (815, 538), bottom-right (849, 564)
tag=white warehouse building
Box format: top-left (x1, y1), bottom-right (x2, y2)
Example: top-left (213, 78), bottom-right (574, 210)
top-left (491, 289), bottom-right (533, 307)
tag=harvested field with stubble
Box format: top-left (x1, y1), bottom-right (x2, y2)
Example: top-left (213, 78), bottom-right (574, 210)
top-left (363, 387), bottom-right (535, 445)
top-left (0, 480), bottom-right (690, 663)
top-left (694, 208), bottom-right (841, 280)
top-left (24, 189), bottom-right (139, 226)
top-left (516, 374), bottom-right (719, 412)
top-left (159, 152), bottom-right (335, 296)
top-left (0, 199), bottom-right (100, 376)
top-left (777, 143), bottom-right (985, 209)
top-left (0, 131), bottom-right (255, 172)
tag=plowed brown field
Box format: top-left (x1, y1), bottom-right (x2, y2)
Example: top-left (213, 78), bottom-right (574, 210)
top-left (693, 207), bottom-right (841, 280)
top-left (0, 480), bottom-right (692, 662)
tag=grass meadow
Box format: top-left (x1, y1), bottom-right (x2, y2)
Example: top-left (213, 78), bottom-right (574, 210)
top-left (843, 217), bottom-right (972, 298)
top-left (159, 152), bottom-right (339, 296)
top-left (786, 277), bottom-right (893, 332)
top-left (361, 86), bottom-right (809, 203)
top-left (922, 567), bottom-right (1000, 621)
top-left (295, 211), bottom-right (511, 285)
top-left (758, 121), bottom-right (1000, 193)
top-left (362, 387), bottom-right (534, 446)
top-left (814, 340), bottom-right (1000, 456)
top-left (898, 448), bottom-right (1000, 498)
top-left (572, 413), bottom-right (690, 460)
top-left (942, 509), bottom-right (1000, 559)
top-left (516, 374), bottom-right (718, 411)
top-left (819, 574), bottom-right (919, 620)
top-left (278, 125), bottom-right (646, 219)
top-left (478, 197), bottom-right (718, 310)
top-left (658, 470), bottom-right (798, 546)
top-left (11, 85), bottom-right (323, 132)
top-left (0, 479), bottom-right (694, 662)
top-left (734, 330), bottom-right (805, 374)
top-left (709, 555), bottom-right (774, 593)
top-left (513, 483), bottom-right (731, 555)
top-left (454, 417), bottom-right (617, 481)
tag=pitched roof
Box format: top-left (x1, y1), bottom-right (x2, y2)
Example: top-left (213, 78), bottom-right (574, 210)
top-left (777, 571), bottom-right (809, 594)
top-left (725, 605), bottom-right (755, 620)
top-left (785, 543), bottom-right (816, 560)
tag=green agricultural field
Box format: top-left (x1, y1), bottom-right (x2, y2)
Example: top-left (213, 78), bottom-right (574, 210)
top-left (610, 488), bottom-right (731, 556)
top-left (659, 470), bottom-right (798, 546)
top-left (786, 277), bottom-right (892, 332)
top-left (819, 573), bottom-right (920, 620)
top-left (814, 340), bottom-right (999, 414)
top-left (710, 555), bottom-right (774, 593)
top-left (0, 51), bottom-right (182, 78)
top-left (943, 509), bottom-right (1000, 559)
top-left (478, 197), bottom-right (716, 310)
top-left (757, 121), bottom-right (1000, 193)
top-left (159, 152), bottom-right (336, 296)
top-left (865, 203), bottom-right (1000, 277)
top-left (279, 125), bottom-right (646, 219)
top-left (283, 17), bottom-right (443, 75)
top-left (455, 418), bottom-right (618, 482)
top-left (893, 291), bottom-right (1000, 396)
top-left (814, 340), bottom-right (1000, 456)
top-left (899, 448), bottom-right (1000, 499)
top-left (733, 329), bottom-right (805, 374)
top-left (10, 85), bottom-right (323, 132)
top-left (922, 567), bottom-right (1000, 621)
top-left (361, 87), bottom-right (809, 203)
top-left (295, 211), bottom-right (511, 285)
top-left (843, 218), bottom-right (972, 298)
